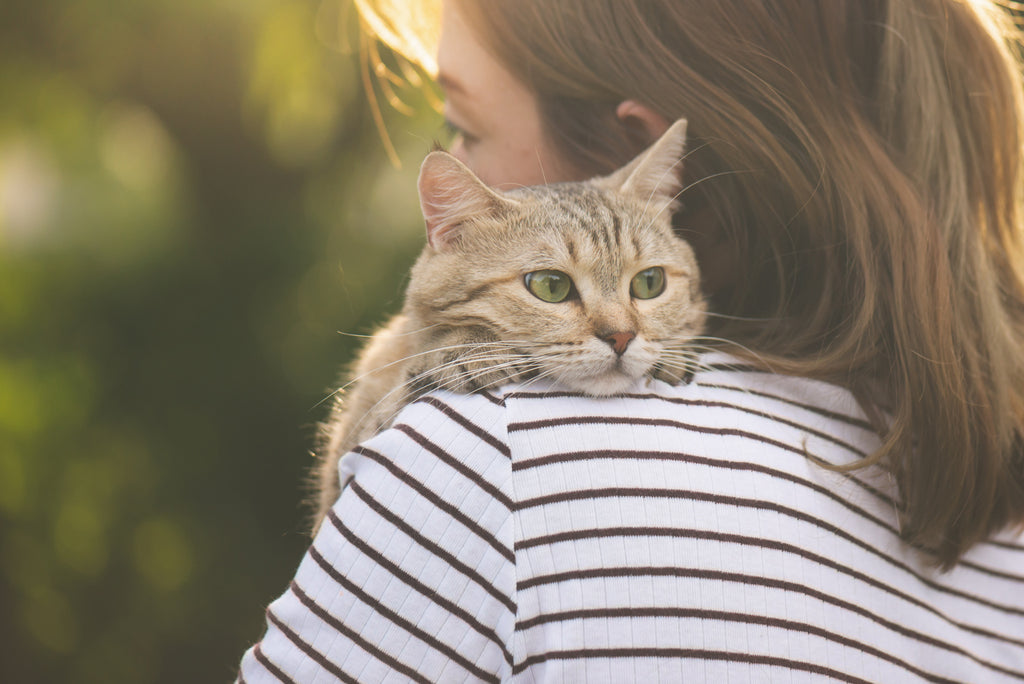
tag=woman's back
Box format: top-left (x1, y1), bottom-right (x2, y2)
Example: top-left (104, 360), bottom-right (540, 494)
top-left (238, 354), bottom-right (1024, 682)
top-left (505, 357), bottom-right (1024, 681)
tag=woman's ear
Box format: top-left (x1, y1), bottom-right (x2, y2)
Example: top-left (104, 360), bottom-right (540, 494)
top-left (616, 100), bottom-right (671, 148)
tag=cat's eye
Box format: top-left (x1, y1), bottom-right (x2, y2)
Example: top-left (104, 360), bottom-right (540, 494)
top-left (525, 270), bottom-right (574, 303)
top-left (631, 267), bottom-right (666, 299)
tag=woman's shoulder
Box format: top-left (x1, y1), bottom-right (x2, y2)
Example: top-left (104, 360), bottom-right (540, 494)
top-left (350, 386), bottom-right (513, 488)
top-left (488, 352), bottom-right (882, 468)
top-left (392, 352), bottom-right (883, 466)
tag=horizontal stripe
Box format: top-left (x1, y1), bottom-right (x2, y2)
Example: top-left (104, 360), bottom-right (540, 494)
top-left (512, 647), bottom-right (873, 683)
top-left (513, 450), bottom-right (1024, 613)
top-left (508, 413), bottom-right (866, 459)
top-left (514, 451), bottom-right (902, 554)
top-left (515, 524), bottom-right (1024, 650)
top-left (987, 538), bottom-right (1024, 552)
top-left (515, 565), bottom-right (1024, 678)
top-left (644, 395), bottom-right (869, 454)
top-left (325, 508), bottom-right (514, 666)
top-left (393, 423), bottom-right (514, 510)
top-left (413, 395), bottom-right (510, 456)
top-left (515, 608), bottom-right (955, 684)
top-left (517, 483), bottom-right (1024, 586)
top-left (265, 610), bottom-right (358, 683)
top-left (510, 396), bottom-right (871, 459)
top-left (510, 416), bottom-right (808, 460)
top-left (518, 473), bottom-right (894, 538)
top-left (959, 557), bottom-right (1024, 583)
top-left (349, 481), bottom-right (516, 612)
top-left (306, 547), bottom-right (499, 683)
top-left (253, 643), bottom-right (294, 684)
top-left (520, 481), bottom-right (1019, 585)
top-left (478, 389), bottom-right (505, 407)
top-left (504, 364), bottom-right (866, 429)
top-left (514, 606), bottom-right (944, 678)
top-left (506, 391), bottom-right (896, 508)
top-left (694, 381), bottom-right (875, 430)
top-left (351, 445), bottom-right (513, 563)
top-left (504, 366), bottom-right (767, 405)
top-left (650, 384), bottom-right (901, 511)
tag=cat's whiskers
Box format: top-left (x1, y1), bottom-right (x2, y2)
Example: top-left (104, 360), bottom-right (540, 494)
top-left (360, 355), bottom-right (545, 435)
top-left (689, 335), bottom-right (775, 371)
top-left (535, 148), bottom-right (549, 186)
top-left (652, 334), bottom-right (774, 372)
top-left (509, 364), bottom-right (566, 394)
top-left (334, 323), bottom-right (441, 340)
top-left (418, 359), bottom-right (539, 397)
top-left (395, 345), bottom-right (541, 395)
top-left (341, 352), bottom-right (542, 444)
top-left (312, 339), bottom-right (545, 410)
top-left (658, 346), bottom-right (730, 371)
top-left (638, 141), bottom-right (713, 219)
top-left (701, 311), bottom-right (779, 323)
top-left (642, 168), bottom-right (754, 236)
top-left (656, 343), bottom-right (775, 394)
top-left (653, 351), bottom-right (702, 373)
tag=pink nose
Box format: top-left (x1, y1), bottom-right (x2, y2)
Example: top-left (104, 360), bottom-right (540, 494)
top-left (603, 331), bottom-right (636, 355)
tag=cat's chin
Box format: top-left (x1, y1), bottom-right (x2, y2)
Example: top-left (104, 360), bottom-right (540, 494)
top-left (559, 371), bottom-right (645, 397)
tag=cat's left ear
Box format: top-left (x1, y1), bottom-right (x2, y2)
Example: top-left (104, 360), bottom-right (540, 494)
top-left (418, 151), bottom-right (516, 251)
top-left (600, 118), bottom-right (688, 213)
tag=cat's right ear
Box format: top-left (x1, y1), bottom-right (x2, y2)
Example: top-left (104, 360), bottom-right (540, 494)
top-left (598, 118), bottom-right (688, 214)
top-left (417, 152), bottom-right (514, 251)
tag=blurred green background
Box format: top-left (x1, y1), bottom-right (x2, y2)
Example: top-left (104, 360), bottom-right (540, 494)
top-left (0, 0), bottom-right (439, 681)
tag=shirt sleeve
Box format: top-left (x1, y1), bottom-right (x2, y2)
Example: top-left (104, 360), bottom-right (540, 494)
top-left (236, 390), bottom-right (516, 684)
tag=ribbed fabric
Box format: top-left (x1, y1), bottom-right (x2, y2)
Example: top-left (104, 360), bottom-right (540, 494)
top-left (237, 353), bottom-right (1024, 683)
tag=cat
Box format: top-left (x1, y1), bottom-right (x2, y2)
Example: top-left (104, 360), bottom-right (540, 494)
top-left (309, 119), bottom-right (705, 533)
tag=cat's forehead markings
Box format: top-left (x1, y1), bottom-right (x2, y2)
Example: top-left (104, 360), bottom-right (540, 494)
top-left (632, 234), bottom-right (644, 258)
top-left (509, 184), bottom-right (656, 271)
top-left (543, 187), bottom-right (616, 253)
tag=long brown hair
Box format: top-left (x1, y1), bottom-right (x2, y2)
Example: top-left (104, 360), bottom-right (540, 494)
top-left (366, 0), bottom-right (1024, 567)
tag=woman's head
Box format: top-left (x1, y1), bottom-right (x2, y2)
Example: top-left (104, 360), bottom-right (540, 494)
top-left (434, 1), bottom-right (577, 188)
top-left (451, 0), bottom-right (1023, 308)
top-left (362, 0), bottom-right (1024, 564)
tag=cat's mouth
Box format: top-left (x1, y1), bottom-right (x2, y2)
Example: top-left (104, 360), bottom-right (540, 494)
top-left (585, 370), bottom-right (645, 396)
top-left (553, 354), bottom-right (654, 396)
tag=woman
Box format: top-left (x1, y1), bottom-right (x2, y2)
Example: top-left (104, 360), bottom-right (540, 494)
top-left (238, 1), bottom-right (1024, 681)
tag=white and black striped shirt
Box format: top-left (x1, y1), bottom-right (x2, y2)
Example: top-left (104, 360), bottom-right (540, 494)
top-left (237, 354), bottom-right (1024, 682)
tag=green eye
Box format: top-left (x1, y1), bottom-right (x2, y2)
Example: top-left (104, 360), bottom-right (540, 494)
top-left (631, 267), bottom-right (666, 299)
top-left (525, 270), bottom-right (573, 303)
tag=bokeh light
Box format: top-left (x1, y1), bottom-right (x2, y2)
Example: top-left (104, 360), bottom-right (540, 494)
top-left (0, 0), bottom-right (441, 681)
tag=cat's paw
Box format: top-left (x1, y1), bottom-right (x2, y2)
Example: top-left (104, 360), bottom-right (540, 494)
top-left (650, 362), bottom-right (695, 386)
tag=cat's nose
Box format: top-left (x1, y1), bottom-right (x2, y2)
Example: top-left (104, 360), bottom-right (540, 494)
top-left (602, 331), bottom-right (636, 355)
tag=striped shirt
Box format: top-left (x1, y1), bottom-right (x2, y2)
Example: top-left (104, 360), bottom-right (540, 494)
top-left (237, 354), bottom-right (1024, 683)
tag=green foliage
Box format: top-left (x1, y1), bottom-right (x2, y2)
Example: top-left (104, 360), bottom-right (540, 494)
top-left (0, 1), bottom-right (440, 681)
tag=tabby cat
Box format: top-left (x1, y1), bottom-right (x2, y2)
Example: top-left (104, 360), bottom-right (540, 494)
top-left (310, 120), bottom-right (705, 532)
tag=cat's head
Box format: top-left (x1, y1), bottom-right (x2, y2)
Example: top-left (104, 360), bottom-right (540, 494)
top-left (408, 119), bottom-right (704, 395)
